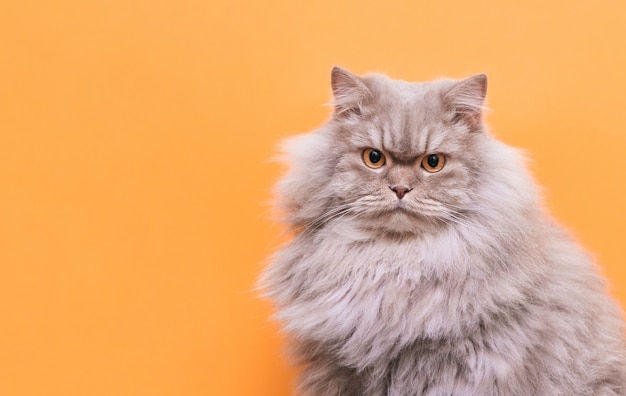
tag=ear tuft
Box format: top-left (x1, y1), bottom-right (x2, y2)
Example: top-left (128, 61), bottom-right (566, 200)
top-left (330, 67), bottom-right (372, 117)
top-left (444, 74), bottom-right (487, 128)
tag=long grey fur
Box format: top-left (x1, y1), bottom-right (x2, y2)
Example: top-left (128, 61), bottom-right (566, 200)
top-left (259, 67), bottom-right (626, 395)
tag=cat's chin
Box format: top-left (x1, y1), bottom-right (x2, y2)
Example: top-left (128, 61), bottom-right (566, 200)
top-left (361, 208), bottom-right (436, 237)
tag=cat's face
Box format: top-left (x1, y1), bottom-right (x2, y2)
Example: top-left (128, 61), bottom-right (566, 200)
top-left (278, 68), bottom-right (521, 236)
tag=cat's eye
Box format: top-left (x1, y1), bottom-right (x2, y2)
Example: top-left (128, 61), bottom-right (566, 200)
top-left (421, 154), bottom-right (445, 173)
top-left (362, 148), bottom-right (386, 169)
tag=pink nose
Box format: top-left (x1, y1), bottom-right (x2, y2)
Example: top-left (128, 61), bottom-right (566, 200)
top-left (390, 186), bottom-right (412, 199)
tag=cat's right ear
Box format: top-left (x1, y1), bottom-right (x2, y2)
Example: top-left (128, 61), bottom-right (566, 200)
top-left (330, 67), bottom-right (372, 118)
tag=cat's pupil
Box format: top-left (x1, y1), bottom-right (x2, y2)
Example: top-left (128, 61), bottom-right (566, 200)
top-left (369, 150), bottom-right (382, 164)
top-left (427, 154), bottom-right (439, 168)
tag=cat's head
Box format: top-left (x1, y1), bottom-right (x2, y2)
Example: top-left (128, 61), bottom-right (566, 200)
top-left (276, 67), bottom-right (537, 236)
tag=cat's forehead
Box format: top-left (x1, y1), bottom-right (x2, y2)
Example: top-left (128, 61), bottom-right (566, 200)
top-left (363, 74), bottom-right (454, 106)
top-left (359, 75), bottom-right (455, 158)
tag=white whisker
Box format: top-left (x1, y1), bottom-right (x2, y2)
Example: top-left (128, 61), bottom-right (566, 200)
top-left (303, 204), bottom-right (353, 233)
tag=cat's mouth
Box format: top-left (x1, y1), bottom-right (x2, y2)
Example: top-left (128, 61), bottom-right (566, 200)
top-left (363, 203), bottom-right (430, 236)
top-left (389, 201), bottom-right (420, 218)
top-left (394, 200), bottom-right (417, 214)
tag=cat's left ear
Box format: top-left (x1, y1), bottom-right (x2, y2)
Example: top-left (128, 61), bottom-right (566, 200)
top-left (444, 74), bottom-right (487, 128)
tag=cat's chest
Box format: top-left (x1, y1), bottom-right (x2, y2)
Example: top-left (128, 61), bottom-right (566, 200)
top-left (277, 226), bottom-right (490, 358)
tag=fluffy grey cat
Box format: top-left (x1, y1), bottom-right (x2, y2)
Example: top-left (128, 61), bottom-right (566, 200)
top-left (260, 67), bottom-right (626, 395)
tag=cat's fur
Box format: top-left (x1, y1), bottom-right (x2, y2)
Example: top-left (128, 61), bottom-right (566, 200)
top-left (260, 67), bottom-right (626, 395)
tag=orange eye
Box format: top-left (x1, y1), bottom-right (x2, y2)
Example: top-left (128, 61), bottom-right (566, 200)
top-left (421, 154), bottom-right (445, 173)
top-left (362, 148), bottom-right (386, 169)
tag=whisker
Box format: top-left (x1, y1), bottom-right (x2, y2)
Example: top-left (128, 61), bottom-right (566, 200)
top-left (303, 203), bottom-right (356, 233)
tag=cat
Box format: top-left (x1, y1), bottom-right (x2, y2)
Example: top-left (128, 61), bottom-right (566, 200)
top-left (259, 67), bottom-right (626, 395)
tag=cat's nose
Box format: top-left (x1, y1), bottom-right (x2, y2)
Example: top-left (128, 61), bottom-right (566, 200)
top-left (389, 186), bottom-right (412, 199)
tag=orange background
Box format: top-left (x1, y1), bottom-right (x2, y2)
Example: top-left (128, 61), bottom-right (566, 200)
top-left (1, 1), bottom-right (625, 395)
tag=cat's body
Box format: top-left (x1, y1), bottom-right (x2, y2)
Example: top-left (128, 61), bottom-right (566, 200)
top-left (260, 68), bottom-right (626, 395)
